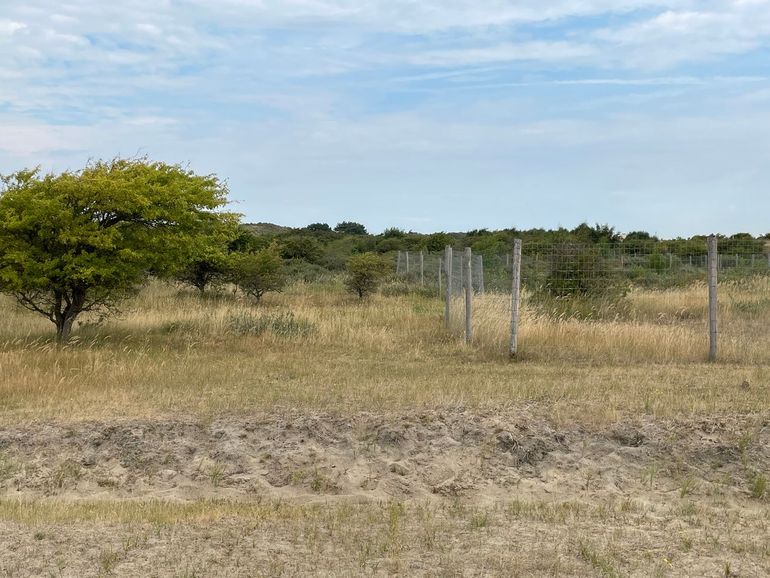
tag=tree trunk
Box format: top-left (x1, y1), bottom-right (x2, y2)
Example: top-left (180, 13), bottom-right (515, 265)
top-left (52, 287), bottom-right (87, 343)
top-left (56, 314), bottom-right (77, 343)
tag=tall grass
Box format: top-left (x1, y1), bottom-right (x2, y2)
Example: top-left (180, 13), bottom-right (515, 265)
top-left (0, 278), bottom-right (768, 425)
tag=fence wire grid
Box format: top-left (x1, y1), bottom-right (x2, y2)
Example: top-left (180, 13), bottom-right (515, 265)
top-left (393, 239), bottom-right (770, 363)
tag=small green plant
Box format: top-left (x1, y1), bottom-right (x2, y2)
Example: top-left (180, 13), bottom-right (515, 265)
top-left (208, 464), bottom-right (225, 487)
top-left (642, 463), bottom-right (659, 489)
top-left (750, 474), bottom-right (767, 499)
top-left (577, 540), bottom-right (621, 578)
top-left (469, 510), bottom-right (491, 530)
top-left (679, 476), bottom-right (697, 498)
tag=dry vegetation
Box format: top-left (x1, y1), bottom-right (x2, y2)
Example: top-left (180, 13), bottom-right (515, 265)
top-left (1, 279), bottom-right (769, 576)
top-left (1, 279), bottom-right (769, 424)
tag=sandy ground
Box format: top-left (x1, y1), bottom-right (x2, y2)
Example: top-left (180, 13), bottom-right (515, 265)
top-left (0, 409), bottom-right (768, 576)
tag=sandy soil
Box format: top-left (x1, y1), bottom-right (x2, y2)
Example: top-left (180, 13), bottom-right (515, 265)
top-left (0, 409), bottom-right (768, 576)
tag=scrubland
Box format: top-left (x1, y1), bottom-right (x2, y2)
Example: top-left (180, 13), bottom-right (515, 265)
top-left (0, 279), bottom-right (768, 576)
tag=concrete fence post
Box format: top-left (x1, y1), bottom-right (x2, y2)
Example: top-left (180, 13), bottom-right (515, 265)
top-left (708, 235), bottom-right (718, 362)
top-left (464, 247), bottom-right (473, 344)
top-left (510, 239), bottom-right (522, 358)
top-left (444, 246), bottom-right (453, 329)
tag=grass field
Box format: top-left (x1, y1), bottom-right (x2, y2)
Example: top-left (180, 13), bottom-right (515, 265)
top-left (1, 279), bottom-right (768, 576)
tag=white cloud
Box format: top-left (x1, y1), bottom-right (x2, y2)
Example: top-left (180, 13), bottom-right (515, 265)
top-left (412, 41), bottom-right (596, 67)
top-left (596, 5), bottom-right (770, 68)
top-left (0, 19), bottom-right (26, 34)
top-left (1, 0), bottom-right (770, 236)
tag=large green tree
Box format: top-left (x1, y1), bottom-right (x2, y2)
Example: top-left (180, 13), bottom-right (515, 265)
top-left (0, 158), bottom-right (237, 341)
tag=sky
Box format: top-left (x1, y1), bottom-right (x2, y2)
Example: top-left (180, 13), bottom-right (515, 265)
top-left (1, 1), bottom-right (769, 237)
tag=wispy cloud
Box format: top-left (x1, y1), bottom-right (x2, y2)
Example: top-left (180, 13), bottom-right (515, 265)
top-left (1, 0), bottom-right (770, 235)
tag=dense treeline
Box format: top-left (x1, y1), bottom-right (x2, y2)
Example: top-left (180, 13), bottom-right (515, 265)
top-left (241, 221), bottom-right (770, 276)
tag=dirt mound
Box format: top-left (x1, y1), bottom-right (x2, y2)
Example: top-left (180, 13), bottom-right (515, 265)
top-left (1, 410), bottom-right (767, 505)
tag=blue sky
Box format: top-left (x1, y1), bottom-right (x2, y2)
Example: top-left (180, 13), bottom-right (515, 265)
top-left (1, 1), bottom-right (769, 237)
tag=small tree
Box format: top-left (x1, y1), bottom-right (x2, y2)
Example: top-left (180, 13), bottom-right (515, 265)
top-left (305, 222), bottom-right (332, 233)
top-left (345, 253), bottom-right (390, 299)
top-left (231, 246), bottom-right (285, 302)
top-left (382, 227), bottom-right (405, 238)
top-left (0, 159), bottom-right (235, 341)
top-left (279, 235), bottom-right (322, 263)
top-left (334, 221), bottom-right (367, 235)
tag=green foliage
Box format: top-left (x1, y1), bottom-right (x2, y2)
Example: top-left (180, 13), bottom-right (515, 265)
top-left (177, 223), bottom-right (240, 294)
top-left (0, 158), bottom-right (234, 340)
top-left (625, 231), bottom-right (658, 242)
top-left (382, 227), bottom-right (406, 238)
top-left (543, 243), bottom-right (620, 298)
top-left (305, 222), bottom-right (332, 233)
top-left (280, 235), bottom-right (322, 263)
top-left (334, 221), bottom-right (367, 235)
top-left (425, 232), bottom-right (454, 253)
top-left (572, 223), bottom-right (622, 245)
top-left (375, 237), bottom-right (407, 254)
top-left (283, 260), bottom-right (334, 283)
top-left (345, 252), bottom-right (391, 299)
top-left (176, 253), bottom-right (231, 294)
top-left (230, 246), bottom-right (285, 302)
top-left (471, 232), bottom-right (511, 259)
top-left (648, 251), bottom-right (668, 272)
top-left (228, 228), bottom-right (270, 253)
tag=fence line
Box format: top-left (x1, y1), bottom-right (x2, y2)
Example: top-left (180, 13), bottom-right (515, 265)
top-left (395, 237), bottom-right (769, 361)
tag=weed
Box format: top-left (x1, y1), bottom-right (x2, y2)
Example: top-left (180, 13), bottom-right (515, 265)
top-left (207, 464), bottom-right (225, 487)
top-left (577, 540), bottom-right (622, 578)
top-left (679, 476), bottom-right (698, 498)
top-left (227, 311), bottom-right (316, 337)
top-left (469, 510), bottom-right (491, 530)
top-left (750, 474), bottom-right (767, 500)
top-left (48, 460), bottom-right (82, 490)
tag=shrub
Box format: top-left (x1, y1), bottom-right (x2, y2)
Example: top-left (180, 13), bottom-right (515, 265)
top-left (345, 252), bottom-right (391, 299)
top-left (227, 311), bottom-right (316, 337)
top-left (543, 243), bottom-right (621, 297)
top-left (334, 221), bottom-right (367, 235)
top-left (231, 246), bottom-right (285, 302)
top-left (279, 235), bottom-right (322, 263)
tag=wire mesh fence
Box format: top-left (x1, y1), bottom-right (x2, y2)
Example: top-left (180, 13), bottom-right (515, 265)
top-left (393, 238), bottom-right (770, 363)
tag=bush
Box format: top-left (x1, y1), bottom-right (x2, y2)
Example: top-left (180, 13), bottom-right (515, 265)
top-left (227, 311), bottom-right (316, 337)
top-left (380, 280), bottom-right (439, 299)
top-left (425, 233), bottom-right (454, 253)
top-left (283, 260), bottom-right (334, 283)
top-left (345, 252), bottom-right (391, 299)
top-left (231, 246), bottom-right (285, 302)
top-left (334, 221), bottom-right (367, 235)
top-left (543, 243), bottom-right (622, 297)
top-left (279, 236), bottom-right (322, 263)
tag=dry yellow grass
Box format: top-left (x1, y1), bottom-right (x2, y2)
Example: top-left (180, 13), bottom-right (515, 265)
top-left (0, 278), bottom-right (768, 426)
top-left (1, 280), bottom-right (769, 576)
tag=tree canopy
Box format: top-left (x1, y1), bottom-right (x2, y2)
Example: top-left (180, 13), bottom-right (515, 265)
top-left (0, 158), bottom-right (237, 340)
